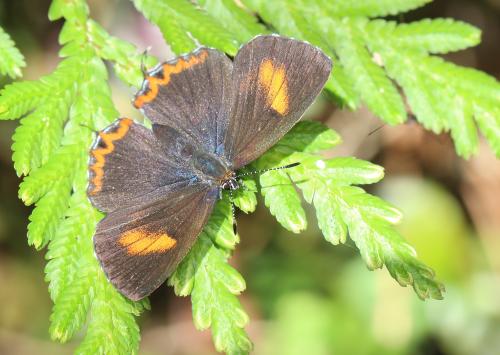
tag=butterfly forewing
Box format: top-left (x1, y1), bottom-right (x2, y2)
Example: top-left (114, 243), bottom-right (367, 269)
top-left (134, 48), bottom-right (233, 155)
top-left (223, 36), bottom-right (332, 168)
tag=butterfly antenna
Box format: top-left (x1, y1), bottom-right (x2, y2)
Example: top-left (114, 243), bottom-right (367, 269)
top-left (78, 122), bottom-right (98, 133)
top-left (140, 47), bottom-right (151, 78)
top-left (236, 162), bottom-right (300, 178)
top-left (229, 189), bottom-right (237, 235)
top-left (368, 124), bottom-right (386, 136)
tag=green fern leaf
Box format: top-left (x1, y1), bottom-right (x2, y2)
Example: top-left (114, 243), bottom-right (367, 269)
top-left (45, 189), bottom-right (99, 302)
top-left (254, 121), bottom-right (341, 234)
top-left (23, 144), bottom-right (82, 249)
top-left (191, 238), bottom-right (251, 354)
top-left (50, 267), bottom-right (93, 342)
top-left (86, 20), bottom-right (156, 88)
top-left (260, 169), bottom-right (307, 234)
top-left (233, 177), bottom-right (258, 214)
top-left (0, 26), bottom-right (25, 78)
top-left (1, 1), bottom-right (152, 352)
top-left (133, 0), bottom-right (239, 55)
top-left (27, 178), bottom-right (73, 249)
top-left (255, 121), bottom-right (444, 300)
top-left (358, 18), bottom-right (500, 157)
top-left (326, 18), bottom-right (407, 124)
top-left (75, 274), bottom-right (145, 355)
top-left (323, 0), bottom-right (432, 17)
top-left (204, 199), bottom-right (239, 250)
top-left (0, 80), bottom-right (48, 120)
top-left (390, 18), bottom-right (481, 54)
top-left (475, 106), bottom-right (500, 156)
top-left (48, 0), bottom-right (89, 22)
top-left (242, 0), bottom-right (500, 158)
top-left (274, 120), bottom-right (342, 154)
top-left (198, 0), bottom-right (267, 43)
top-left (447, 96), bottom-right (478, 158)
top-left (10, 58), bottom-right (79, 175)
top-left (170, 201), bottom-right (251, 354)
top-left (298, 161), bottom-right (443, 299)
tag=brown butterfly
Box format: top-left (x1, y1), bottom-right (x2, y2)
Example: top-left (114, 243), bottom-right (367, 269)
top-left (87, 35), bottom-right (332, 300)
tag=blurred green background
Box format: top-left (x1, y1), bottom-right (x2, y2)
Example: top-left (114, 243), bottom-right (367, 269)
top-left (1, 0), bottom-right (499, 354)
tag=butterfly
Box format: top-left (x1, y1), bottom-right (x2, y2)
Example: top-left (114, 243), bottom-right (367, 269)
top-left (87, 35), bottom-right (332, 301)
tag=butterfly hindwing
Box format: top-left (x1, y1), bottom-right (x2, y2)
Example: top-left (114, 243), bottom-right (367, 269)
top-left (223, 35), bottom-right (332, 168)
top-left (134, 48), bottom-right (233, 155)
top-left (94, 184), bottom-right (218, 301)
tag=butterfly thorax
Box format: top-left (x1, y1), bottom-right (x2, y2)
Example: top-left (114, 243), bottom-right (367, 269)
top-left (219, 171), bottom-right (239, 191)
top-left (192, 149), bottom-right (235, 187)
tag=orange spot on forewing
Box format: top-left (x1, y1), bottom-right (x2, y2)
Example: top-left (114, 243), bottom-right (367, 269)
top-left (258, 59), bottom-right (289, 115)
top-left (118, 230), bottom-right (177, 256)
top-left (89, 118), bottom-right (133, 194)
top-left (134, 50), bottom-right (209, 108)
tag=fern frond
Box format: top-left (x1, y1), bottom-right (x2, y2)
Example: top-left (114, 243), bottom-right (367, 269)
top-left (10, 58), bottom-right (79, 175)
top-left (86, 20), bottom-right (156, 88)
top-left (3, 1), bottom-right (486, 353)
top-left (1, 0), bottom-right (153, 353)
top-left (21, 144), bottom-right (80, 248)
top-left (256, 121), bottom-right (445, 300)
top-left (475, 106), bottom-right (500, 156)
top-left (0, 80), bottom-right (47, 120)
top-left (27, 176), bottom-right (73, 249)
top-left (133, 0), bottom-right (239, 55)
top-left (75, 273), bottom-right (146, 355)
top-left (198, 0), bottom-right (267, 43)
top-left (0, 25), bottom-right (25, 78)
top-left (389, 18), bottom-right (481, 54)
top-left (170, 200), bottom-right (251, 354)
top-left (260, 170), bottom-right (307, 233)
top-left (191, 237), bottom-right (251, 354)
top-left (233, 177), bottom-right (257, 214)
top-left (242, 0), bottom-right (500, 158)
top-left (50, 266), bottom-right (93, 342)
top-left (323, 0), bottom-right (432, 17)
top-left (330, 18), bottom-right (407, 124)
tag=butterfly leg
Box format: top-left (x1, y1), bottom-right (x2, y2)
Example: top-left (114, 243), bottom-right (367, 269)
top-left (229, 189), bottom-right (237, 235)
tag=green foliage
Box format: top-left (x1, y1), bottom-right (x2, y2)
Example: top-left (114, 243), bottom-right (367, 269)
top-left (133, 0), bottom-right (242, 55)
top-left (170, 200), bottom-right (252, 354)
top-left (0, 25), bottom-right (25, 78)
top-left (1, 0), bottom-right (151, 353)
top-left (255, 121), bottom-right (444, 300)
top-left (243, 0), bottom-right (500, 158)
top-left (5, 0), bottom-right (500, 353)
top-left (131, 0), bottom-right (500, 157)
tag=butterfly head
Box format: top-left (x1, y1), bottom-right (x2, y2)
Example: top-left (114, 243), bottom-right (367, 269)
top-left (220, 171), bottom-right (239, 191)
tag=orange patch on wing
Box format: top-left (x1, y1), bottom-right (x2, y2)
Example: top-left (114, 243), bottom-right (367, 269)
top-left (118, 230), bottom-right (177, 256)
top-left (89, 118), bottom-right (133, 195)
top-left (258, 59), bottom-right (289, 115)
top-left (134, 50), bottom-right (209, 108)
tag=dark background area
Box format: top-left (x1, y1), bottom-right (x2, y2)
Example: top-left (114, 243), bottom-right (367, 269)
top-left (0, 1), bottom-right (499, 354)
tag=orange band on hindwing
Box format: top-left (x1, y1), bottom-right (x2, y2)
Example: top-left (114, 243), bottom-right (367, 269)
top-left (134, 50), bottom-right (209, 108)
top-left (118, 230), bottom-right (177, 256)
top-left (89, 118), bottom-right (133, 195)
